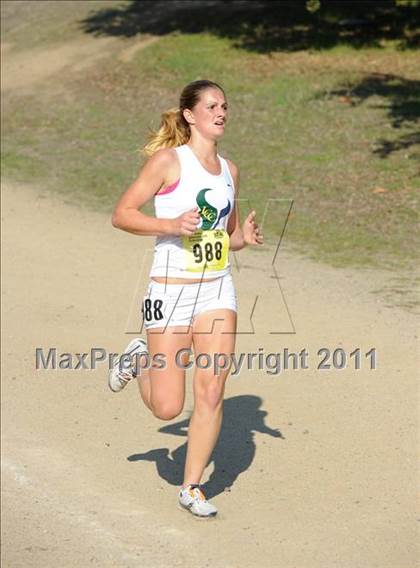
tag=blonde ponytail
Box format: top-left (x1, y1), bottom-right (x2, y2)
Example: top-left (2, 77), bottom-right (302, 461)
top-left (141, 108), bottom-right (190, 157)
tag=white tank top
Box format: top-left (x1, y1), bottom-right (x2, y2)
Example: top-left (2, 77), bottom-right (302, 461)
top-left (149, 144), bottom-right (235, 280)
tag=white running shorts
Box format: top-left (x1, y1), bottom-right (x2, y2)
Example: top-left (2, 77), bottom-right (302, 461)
top-left (142, 273), bottom-right (237, 330)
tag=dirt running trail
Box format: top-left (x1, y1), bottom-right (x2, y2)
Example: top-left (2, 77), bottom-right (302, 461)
top-left (1, 180), bottom-right (418, 568)
top-left (1, 33), bottom-right (159, 94)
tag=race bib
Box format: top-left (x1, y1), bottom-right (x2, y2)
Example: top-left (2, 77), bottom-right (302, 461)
top-left (182, 229), bottom-right (229, 272)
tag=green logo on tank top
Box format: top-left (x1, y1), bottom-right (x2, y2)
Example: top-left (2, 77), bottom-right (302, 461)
top-left (196, 188), bottom-right (231, 230)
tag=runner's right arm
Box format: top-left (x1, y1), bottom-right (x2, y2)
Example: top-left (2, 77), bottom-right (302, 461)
top-left (111, 148), bottom-right (200, 237)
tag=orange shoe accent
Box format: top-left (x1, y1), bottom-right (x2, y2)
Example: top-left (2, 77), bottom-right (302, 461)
top-left (188, 486), bottom-right (206, 501)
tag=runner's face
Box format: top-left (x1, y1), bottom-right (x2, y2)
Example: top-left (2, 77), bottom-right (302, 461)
top-left (185, 88), bottom-right (228, 139)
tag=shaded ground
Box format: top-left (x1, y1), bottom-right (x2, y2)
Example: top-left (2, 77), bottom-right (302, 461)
top-left (80, 0), bottom-right (420, 52)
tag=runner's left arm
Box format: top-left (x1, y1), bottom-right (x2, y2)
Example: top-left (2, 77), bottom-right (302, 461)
top-left (226, 160), bottom-right (263, 251)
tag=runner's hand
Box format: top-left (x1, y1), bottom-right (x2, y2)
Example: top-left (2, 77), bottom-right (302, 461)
top-left (243, 210), bottom-right (263, 245)
top-left (171, 208), bottom-right (201, 236)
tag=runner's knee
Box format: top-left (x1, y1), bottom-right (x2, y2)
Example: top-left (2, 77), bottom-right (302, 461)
top-left (195, 381), bottom-right (224, 411)
top-left (151, 400), bottom-right (183, 421)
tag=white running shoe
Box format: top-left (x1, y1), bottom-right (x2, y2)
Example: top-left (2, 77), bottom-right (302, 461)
top-left (108, 337), bottom-right (148, 393)
top-left (178, 484), bottom-right (218, 518)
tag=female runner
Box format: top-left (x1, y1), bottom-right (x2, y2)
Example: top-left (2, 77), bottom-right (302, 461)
top-left (108, 79), bottom-right (263, 518)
